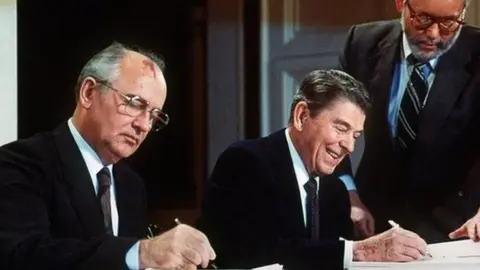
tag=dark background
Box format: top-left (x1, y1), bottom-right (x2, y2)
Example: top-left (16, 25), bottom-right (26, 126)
top-left (17, 0), bottom-right (202, 209)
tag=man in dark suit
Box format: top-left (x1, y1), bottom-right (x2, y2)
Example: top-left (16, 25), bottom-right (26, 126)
top-left (198, 70), bottom-right (428, 270)
top-left (0, 42), bottom-right (215, 270)
top-left (337, 0), bottom-right (480, 243)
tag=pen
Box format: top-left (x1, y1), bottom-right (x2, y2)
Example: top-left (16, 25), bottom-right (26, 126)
top-left (388, 220), bottom-right (432, 258)
top-left (175, 218), bottom-right (218, 269)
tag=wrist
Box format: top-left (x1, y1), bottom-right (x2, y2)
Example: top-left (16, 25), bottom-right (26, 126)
top-left (139, 239), bottom-right (152, 269)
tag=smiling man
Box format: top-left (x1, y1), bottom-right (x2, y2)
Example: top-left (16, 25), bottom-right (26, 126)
top-left (198, 69), bottom-right (429, 270)
top-left (0, 42), bottom-right (216, 270)
top-left (337, 0), bottom-right (480, 243)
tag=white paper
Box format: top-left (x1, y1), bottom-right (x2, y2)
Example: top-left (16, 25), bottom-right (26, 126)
top-left (252, 263), bottom-right (284, 270)
top-left (350, 240), bottom-right (480, 269)
top-left (428, 239), bottom-right (480, 258)
top-left (147, 263), bottom-right (284, 270)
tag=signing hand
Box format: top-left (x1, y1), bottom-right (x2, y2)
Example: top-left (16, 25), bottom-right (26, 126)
top-left (353, 226), bottom-right (428, 262)
top-left (139, 224), bottom-right (216, 270)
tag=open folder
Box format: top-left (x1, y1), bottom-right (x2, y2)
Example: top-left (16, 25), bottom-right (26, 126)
top-left (350, 239), bottom-right (480, 269)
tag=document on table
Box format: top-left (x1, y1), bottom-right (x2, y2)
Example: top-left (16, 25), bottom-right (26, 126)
top-left (350, 239), bottom-right (480, 269)
top-left (147, 263), bottom-right (284, 270)
top-left (252, 263), bottom-right (284, 270)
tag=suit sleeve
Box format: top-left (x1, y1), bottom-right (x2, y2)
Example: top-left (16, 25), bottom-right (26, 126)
top-left (198, 146), bottom-right (346, 270)
top-left (0, 149), bottom-right (137, 270)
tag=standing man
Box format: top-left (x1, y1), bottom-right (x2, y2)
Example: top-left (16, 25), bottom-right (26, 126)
top-left (337, 0), bottom-right (480, 242)
top-left (198, 70), bottom-right (428, 270)
top-left (0, 42), bottom-right (215, 270)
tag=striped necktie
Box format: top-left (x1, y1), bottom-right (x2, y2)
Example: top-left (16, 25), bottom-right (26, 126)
top-left (397, 55), bottom-right (432, 152)
top-left (97, 167), bottom-right (113, 235)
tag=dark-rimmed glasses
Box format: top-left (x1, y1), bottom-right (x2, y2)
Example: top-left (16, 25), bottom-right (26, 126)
top-left (405, 0), bottom-right (465, 33)
top-left (92, 77), bottom-right (169, 131)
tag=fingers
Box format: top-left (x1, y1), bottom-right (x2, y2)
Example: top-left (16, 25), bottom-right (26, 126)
top-left (467, 222), bottom-right (479, 241)
top-left (182, 263), bottom-right (197, 270)
top-left (356, 221), bottom-right (369, 238)
top-left (396, 228), bottom-right (428, 256)
top-left (186, 228), bottom-right (216, 268)
top-left (393, 246), bottom-right (422, 262)
top-left (449, 224), bottom-right (466, 239)
top-left (475, 223), bottom-right (480, 242)
top-left (181, 225), bottom-right (216, 268)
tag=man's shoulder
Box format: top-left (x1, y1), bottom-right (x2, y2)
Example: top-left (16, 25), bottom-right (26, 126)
top-left (349, 19), bottom-right (400, 42)
top-left (222, 129), bottom-right (286, 160)
top-left (459, 25), bottom-right (480, 56)
top-left (0, 129), bottom-right (57, 165)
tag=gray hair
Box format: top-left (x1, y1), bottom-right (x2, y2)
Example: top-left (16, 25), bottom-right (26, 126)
top-left (288, 69), bottom-right (371, 123)
top-left (74, 41), bottom-right (165, 100)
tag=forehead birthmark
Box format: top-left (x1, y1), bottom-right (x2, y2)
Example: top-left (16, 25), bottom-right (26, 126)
top-left (141, 59), bottom-right (158, 79)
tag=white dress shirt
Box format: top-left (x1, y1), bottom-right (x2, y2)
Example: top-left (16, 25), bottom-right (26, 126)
top-left (67, 119), bottom-right (119, 235)
top-left (285, 128), bottom-right (353, 269)
top-left (67, 119), bottom-right (139, 269)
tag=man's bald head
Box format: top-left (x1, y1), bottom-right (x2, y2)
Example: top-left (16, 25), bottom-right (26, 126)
top-left (74, 42), bottom-right (165, 101)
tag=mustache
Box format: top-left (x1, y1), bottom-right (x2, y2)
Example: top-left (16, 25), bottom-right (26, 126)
top-left (410, 36), bottom-right (447, 50)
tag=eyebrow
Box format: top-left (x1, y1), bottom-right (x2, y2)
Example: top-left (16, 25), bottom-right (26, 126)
top-left (333, 118), bottom-right (363, 134)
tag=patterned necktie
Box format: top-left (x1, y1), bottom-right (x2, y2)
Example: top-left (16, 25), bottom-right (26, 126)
top-left (304, 177), bottom-right (319, 241)
top-left (397, 55), bottom-right (431, 152)
top-left (97, 167), bottom-right (113, 235)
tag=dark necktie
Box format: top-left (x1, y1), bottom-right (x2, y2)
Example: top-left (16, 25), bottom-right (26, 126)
top-left (397, 55), bottom-right (431, 152)
top-left (97, 167), bottom-right (113, 235)
top-left (304, 177), bottom-right (319, 241)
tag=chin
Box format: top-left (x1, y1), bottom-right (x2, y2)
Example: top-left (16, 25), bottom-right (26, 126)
top-left (111, 146), bottom-right (137, 160)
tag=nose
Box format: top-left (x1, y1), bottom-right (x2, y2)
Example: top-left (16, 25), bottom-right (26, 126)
top-left (340, 135), bottom-right (355, 154)
top-left (425, 23), bottom-right (440, 40)
top-left (132, 111), bottom-right (151, 133)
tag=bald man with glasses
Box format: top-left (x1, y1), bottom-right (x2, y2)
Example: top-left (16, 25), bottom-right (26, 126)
top-left (0, 42), bottom-right (216, 270)
top-left (336, 0), bottom-right (480, 243)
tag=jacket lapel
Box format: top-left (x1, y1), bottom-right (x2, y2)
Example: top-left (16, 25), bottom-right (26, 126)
top-left (416, 35), bottom-right (472, 147)
top-left (53, 123), bottom-right (105, 236)
top-left (114, 164), bottom-right (142, 237)
top-left (368, 23), bottom-right (402, 146)
top-left (266, 130), bottom-right (307, 237)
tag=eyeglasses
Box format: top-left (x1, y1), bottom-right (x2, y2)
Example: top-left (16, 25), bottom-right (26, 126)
top-left (405, 0), bottom-right (465, 33)
top-left (92, 78), bottom-right (169, 131)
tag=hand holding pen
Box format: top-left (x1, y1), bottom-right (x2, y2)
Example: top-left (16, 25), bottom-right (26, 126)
top-left (352, 220), bottom-right (429, 262)
top-left (139, 219), bottom-right (216, 270)
top-left (175, 218), bottom-right (219, 269)
top-left (388, 220), bottom-right (431, 259)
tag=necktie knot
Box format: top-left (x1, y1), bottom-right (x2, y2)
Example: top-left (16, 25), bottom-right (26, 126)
top-left (304, 176), bottom-right (319, 241)
top-left (97, 167), bottom-right (111, 196)
top-left (304, 177), bottom-right (317, 194)
top-left (407, 54), bottom-right (432, 78)
top-left (97, 166), bottom-right (113, 235)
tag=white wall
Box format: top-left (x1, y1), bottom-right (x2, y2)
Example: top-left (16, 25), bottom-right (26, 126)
top-left (0, 0), bottom-right (17, 145)
top-left (466, 0), bottom-right (480, 26)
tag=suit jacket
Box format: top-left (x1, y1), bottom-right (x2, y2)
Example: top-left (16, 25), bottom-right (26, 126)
top-left (0, 123), bottom-right (148, 270)
top-left (198, 129), bottom-right (353, 270)
top-left (337, 19), bottom-right (480, 238)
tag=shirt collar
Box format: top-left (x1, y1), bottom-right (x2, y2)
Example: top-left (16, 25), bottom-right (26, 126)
top-left (285, 128), bottom-right (310, 188)
top-left (67, 118), bottom-right (113, 177)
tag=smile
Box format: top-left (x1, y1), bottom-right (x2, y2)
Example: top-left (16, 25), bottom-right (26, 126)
top-left (327, 149), bottom-right (341, 159)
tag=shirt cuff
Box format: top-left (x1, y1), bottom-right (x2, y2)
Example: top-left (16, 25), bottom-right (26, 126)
top-left (343, 240), bottom-right (354, 269)
top-left (338, 174), bottom-right (357, 191)
top-left (125, 241), bottom-right (140, 270)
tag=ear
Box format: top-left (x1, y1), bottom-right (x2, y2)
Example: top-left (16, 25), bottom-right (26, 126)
top-left (395, 0), bottom-right (405, 12)
top-left (78, 77), bottom-right (97, 109)
top-left (292, 101), bottom-right (309, 132)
